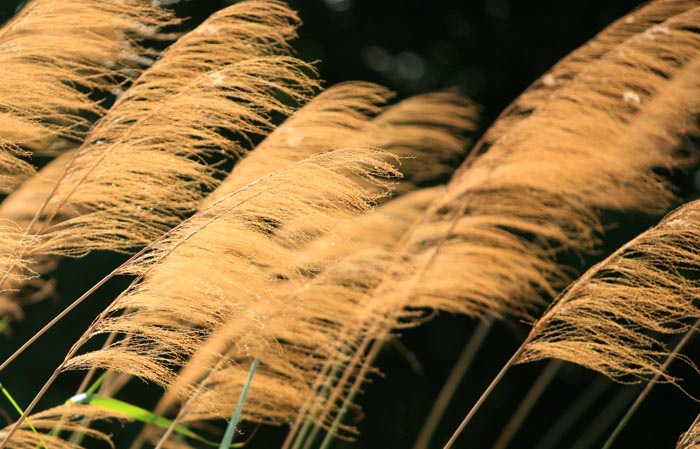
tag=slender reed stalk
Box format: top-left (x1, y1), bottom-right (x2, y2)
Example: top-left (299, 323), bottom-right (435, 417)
top-left (490, 360), bottom-right (563, 449)
top-left (534, 377), bottom-right (611, 449)
top-left (413, 319), bottom-right (493, 449)
top-left (570, 386), bottom-right (641, 449)
top-left (442, 345), bottom-right (528, 449)
top-left (601, 317), bottom-right (700, 449)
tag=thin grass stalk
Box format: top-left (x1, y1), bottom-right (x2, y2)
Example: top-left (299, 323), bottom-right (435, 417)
top-left (442, 344), bottom-right (528, 449)
top-left (298, 319), bottom-right (379, 448)
top-left (74, 332), bottom-right (121, 397)
top-left (300, 350), bottom-right (355, 449)
top-left (149, 357), bottom-right (260, 449)
top-left (284, 345), bottom-right (351, 449)
top-left (129, 354), bottom-right (202, 449)
top-left (678, 412), bottom-right (700, 448)
top-left (301, 186), bottom-right (476, 442)
top-left (69, 313), bottom-right (140, 446)
top-left (570, 386), bottom-right (641, 449)
top-left (68, 370), bottom-right (119, 447)
top-left (0, 384), bottom-right (47, 449)
top-left (413, 319), bottom-right (493, 449)
top-left (63, 371), bottom-right (111, 447)
top-left (317, 337), bottom-right (387, 449)
top-left (0, 171), bottom-right (288, 446)
top-left (218, 356), bottom-right (260, 449)
top-left (296, 330), bottom-right (391, 449)
top-left (490, 360), bottom-right (563, 449)
top-left (0, 362), bottom-right (62, 449)
top-left (0, 257), bottom-right (127, 373)
top-left (534, 377), bottom-right (611, 449)
top-left (601, 316), bottom-right (700, 449)
top-left (134, 374), bottom-right (198, 449)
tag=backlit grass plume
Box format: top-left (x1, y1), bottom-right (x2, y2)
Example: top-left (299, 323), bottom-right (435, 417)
top-left (442, 199), bottom-right (700, 449)
top-left (32, 0), bottom-right (316, 256)
top-left (517, 199), bottom-right (700, 382)
top-left (401, 0), bottom-right (700, 320)
top-left (0, 152), bottom-right (73, 316)
top-left (304, 1), bottom-right (700, 444)
top-left (202, 82), bottom-right (475, 208)
top-left (0, 0), bottom-right (174, 191)
top-left (479, 0), bottom-right (697, 153)
top-left (146, 78), bottom-right (477, 425)
top-left (368, 91), bottom-right (477, 194)
top-left (0, 0), bottom-right (317, 319)
top-left (198, 81), bottom-right (393, 208)
top-left (2, 1), bottom-right (700, 449)
top-left (61, 149), bottom-right (398, 426)
top-left (0, 404), bottom-right (126, 449)
top-left (151, 187), bottom-right (443, 432)
top-left (0, 152), bottom-right (75, 229)
top-left (0, 223), bottom-right (38, 319)
top-left (678, 417), bottom-right (700, 449)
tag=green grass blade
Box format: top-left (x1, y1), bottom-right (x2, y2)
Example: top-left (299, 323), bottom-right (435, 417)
top-left (0, 317), bottom-right (10, 335)
top-left (0, 382), bottom-right (48, 449)
top-left (85, 370), bottom-right (110, 395)
top-left (219, 356), bottom-right (260, 449)
top-left (67, 393), bottom-right (243, 448)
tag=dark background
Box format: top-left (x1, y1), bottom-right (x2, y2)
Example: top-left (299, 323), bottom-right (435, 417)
top-left (2, 1), bottom-right (699, 449)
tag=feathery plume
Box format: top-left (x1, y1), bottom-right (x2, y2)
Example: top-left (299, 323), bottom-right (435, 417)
top-left (517, 200), bottom-right (700, 382)
top-left (401, 2), bottom-right (700, 320)
top-left (199, 81), bottom-right (393, 208)
top-left (0, 152), bottom-right (72, 314)
top-left (479, 0), bottom-right (697, 154)
top-left (22, 0), bottom-right (317, 257)
top-left (0, 151), bottom-right (76, 228)
top-left (0, 0), bottom-right (174, 191)
top-left (0, 0), bottom-right (316, 322)
top-left (61, 149), bottom-right (398, 427)
top-left (304, 2), bottom-right (700, 442)
top-left (0, 404), bottom-right (125, 449)
top-left (147, 187), bottom-right (442, 427)
top-left (0, 222), bottom-right (39, 320)
top-left (293, 186), bottom-right (444, 275)
top-left (203, 83), bottom-right (476, 208)
top-left (369, 91), bottom-right (477, 194)
top-left (678, 417), bottom-right (700, 449)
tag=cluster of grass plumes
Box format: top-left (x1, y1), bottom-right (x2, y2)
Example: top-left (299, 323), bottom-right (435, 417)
top-left (0, 1), bottom-right (699, 449)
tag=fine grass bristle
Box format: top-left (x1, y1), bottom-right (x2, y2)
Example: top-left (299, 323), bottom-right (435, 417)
top-left (307, 1), bottom-right (700, 446)
top-left (519, 199), bottom-right (700, 383)
top-left (0, 0), bottom-right (175, 192)
top-left (0, 0), bottom-right (318, 320)
top-left (2, 1), bottom-right (700, 449)
top-left (61, 149), bottom-right (399, 427)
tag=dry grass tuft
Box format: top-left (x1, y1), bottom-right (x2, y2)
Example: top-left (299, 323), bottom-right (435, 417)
top-left (519, 200), bottom-right (700, 382)
top-left (1, 1), bottom-right (700, 448)
top-left (62, 149), bottom-right (399, 427)
top-left (0, 0), bottom-right (174, 191)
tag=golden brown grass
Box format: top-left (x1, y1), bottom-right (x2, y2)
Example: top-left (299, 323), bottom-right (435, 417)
top-left (0, 0), bottom-right (699, 448)
top-left (0, 0), bottom-right (174, 191)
